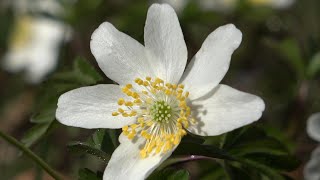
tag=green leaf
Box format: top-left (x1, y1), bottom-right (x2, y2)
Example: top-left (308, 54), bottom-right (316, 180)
top-left (67, 141), bottom-right (110, 163)
top-left (21, 123), bottom-right (52, 147)
top-left (30, 106), bottom-right (56, 123)
top-left (235, 158), bottom-right (286, 180)
top-left (307, 52), bottom-right (320, 78)
top-left (53, 57), bottom-right (103, 85)
top-left (78, 168), bottom-right (102, 180)
top-left (148, 168), bottom-right (189, 180)
top-left (173, 142), bottom-right (234, 161)
top-left (243, 153), bottom-right (300, 171)
top-left (86, 129), bottom-right (118, 154)
top-left (265, 38), bottom-right (305, 78)
top-left (279, 39), bottom-right (305, 77)
top-left (23, 57), bottom-right (103, 148)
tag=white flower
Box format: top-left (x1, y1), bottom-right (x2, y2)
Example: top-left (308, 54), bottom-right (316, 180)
top-left (2, 16), bottom-right (69, 83)
top-left (304, 113), bottom-right (320, 180)
top-left (11, 0), bottom-right (65, 16)
top-left (56, 4), bottom-right (265, 180)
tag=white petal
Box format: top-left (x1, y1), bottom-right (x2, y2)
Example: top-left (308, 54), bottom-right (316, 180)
top-left (103, 134), bottom-right (174, 180)
top-left (56, 84), bottom-right (135, 129)
top-left (180, 24), bottom-right (242, 100)
top-left (304, 146), bottom-right (320, 180)
top-left (144, 3), bottom-right (188, 84)
top-left (188, 84), bottom-right (265, 136)
top-left (307, 113), bottom-right (320, 142)
top-left (90, 22), bottom-right (154, 85)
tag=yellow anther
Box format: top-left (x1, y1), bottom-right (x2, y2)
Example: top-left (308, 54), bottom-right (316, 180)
top-left (112, 112), bottom-right (119, 116)
top-left (147, 145), bottom-right (154, 153)
top-left (140, 150), bottom-right (147, 158)
top-left (134, 78), bottom-right (141, 83)
top-left (122, 125), bottom-right (129, 131)
top-left (122, 113), bottom-right (129, 117)
top-left (126, 84), bottom-right (133, 89)
top-left (132, 92), bottom-right (140, 99)
top-left (121, 87), bottom-right (129, 93)
top-left (131, 124), bottom-right (138, 129)
top-left (130, 111), bottom-right (137, 116)
top-left (165, 89), bottom-right (172, 95)
top-left (134, 99), bottom-right (142, 104)
top-left (146, 77), bottom-right (152, 81)
top-left (185, 91), bottom-right (189, 98)
top-left (141, 130), bottom-right (147, 136)
top-left (125, 101), bottom-right (134, 106)
top-left (143, 81), bottom-right (149, 86)
top-left (156, 146), bottom-right (162, 153)
top-left (128, 133), bottom-right (135, 139)
top-left (126, 91), bottom-right (133, 96)
top-left (165, 83), bottom-right (172, 88)
top-left (174, 136), bottom-right (180, 145)
top-left (172, 84), bottom-right (177, 89)
top-left (123, 131), bottom-right (129, 136)
top-left (117, 98), bottom-right (125, 105)
top-left (118, 108), bottom-right (125, 113)
top-left (178, 84), bottom-right (184, 89)
top-left (164, 141), bottom-right (172, 151)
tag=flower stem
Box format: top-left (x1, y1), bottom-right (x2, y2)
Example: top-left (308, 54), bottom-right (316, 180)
top-left (0, 130), bottom-right (64, 180)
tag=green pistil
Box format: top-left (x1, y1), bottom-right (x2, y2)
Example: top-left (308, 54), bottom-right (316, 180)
top-left (151, 101), bottom-right (172, 123)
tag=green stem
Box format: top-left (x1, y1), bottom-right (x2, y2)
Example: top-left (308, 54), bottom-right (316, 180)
top-left (0, 130), bottom-right (64, 180)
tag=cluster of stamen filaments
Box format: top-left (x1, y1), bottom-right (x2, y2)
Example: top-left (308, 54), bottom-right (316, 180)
top-left (112, 77), bottom-right (196, 158)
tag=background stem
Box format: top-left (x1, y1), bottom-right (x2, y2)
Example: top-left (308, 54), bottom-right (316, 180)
top-left (0, 130), bottom-right (64, 180)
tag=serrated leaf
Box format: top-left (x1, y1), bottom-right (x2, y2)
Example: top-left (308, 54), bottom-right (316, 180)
top-left (21, 123), bottom-right (52, 147)
top-left (78, 168), bottom-right (102, 180)
top-left (67, 141), bottom-right (110, 162)
top-left (87, 129), bottom-right (118, 154)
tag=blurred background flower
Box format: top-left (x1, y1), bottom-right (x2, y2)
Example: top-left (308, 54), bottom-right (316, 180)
top-left (3, 16), bottom-right (70, 83)
top-left (305, 113), bottom-right (320, 180)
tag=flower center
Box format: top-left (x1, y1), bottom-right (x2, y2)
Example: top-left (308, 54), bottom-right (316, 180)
top-left (150, 100), bottom-right (172, 123)
top-left (112, 77), bottom-right (196, 158)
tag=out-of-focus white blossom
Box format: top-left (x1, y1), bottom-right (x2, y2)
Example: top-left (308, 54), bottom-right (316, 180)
top-left (3, 16), bottom-right (70, 83)
top-left (304, 113), bottom-right (320, 180)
